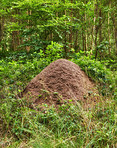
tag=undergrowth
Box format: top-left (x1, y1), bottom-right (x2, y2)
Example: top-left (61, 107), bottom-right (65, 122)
top-left (1, 96), bottom-right (117, 148)
top-left (0, 43), bottom-right (117, 147)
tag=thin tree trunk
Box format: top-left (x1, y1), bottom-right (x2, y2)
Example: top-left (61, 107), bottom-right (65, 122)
top-left (82, 28), bottom-right (85, 52)
top-left (11, 10), bottom-right (15, 50)
top-left (64, 10), bottom-right (67, 58)
top-left (84, 12), bottom-right (87, 55)
top-left (99, 9), bottom-right (102, 44)
top-left (74, 30), bottom-right (78, 52)
top-left (108, 2), bottom-right (111, 55)
top-left (26, 9), bottom-right (31, 52)
top-left (69, 0), bottom-right (73, 49)
top-left (17, 9), bottom-right (20, 49)
top-left (1, 14), bottom-right (6, 50)
top-left (114, 20), bottom-right (117, 54)
top-left (91, 15), bottom-right (95, 54)
top-left (112, 15), bottom-right (117, 55)
top-left (0, 20), bottom-right (3, 50)
top-left (99, 7), bottom-right (102, 59)
top-left (10, 9), bottom-right (20, 51)
top-left (74, 7), bottom-right (79, 52)
top-left (95, 1), bottom-right (99, 60)
top-left (82, 17), bottom-right (86, 53)
top-left (0, 21), bottom-right (2, 43)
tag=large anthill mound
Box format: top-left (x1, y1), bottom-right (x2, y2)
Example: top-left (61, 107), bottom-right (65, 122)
top-left (21, 59), bottom-right (99, 106)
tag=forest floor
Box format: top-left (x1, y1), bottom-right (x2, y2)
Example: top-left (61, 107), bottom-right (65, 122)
top-left (0, 50), bottom-right (117, 148)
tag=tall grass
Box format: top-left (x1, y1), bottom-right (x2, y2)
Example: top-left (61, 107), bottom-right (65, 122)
top-left (1, 96), bottom-right (116, 147)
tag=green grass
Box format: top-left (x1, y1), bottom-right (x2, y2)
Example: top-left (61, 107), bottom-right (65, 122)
top-left (1, 97), bottom-right (117, 148)
top-left (0, 49), bottom-right (117, 148)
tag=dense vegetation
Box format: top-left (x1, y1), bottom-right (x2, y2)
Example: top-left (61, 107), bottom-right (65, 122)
top-left (0, 0), bottom-right (117, 58)
top-left (0, 0), bottom-right (117, 147)
top-left (0, 44), bottom-right (117, 147)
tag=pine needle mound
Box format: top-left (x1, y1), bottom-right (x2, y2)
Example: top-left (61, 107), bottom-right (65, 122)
top-left (21, 59), bottom-right (99, 106)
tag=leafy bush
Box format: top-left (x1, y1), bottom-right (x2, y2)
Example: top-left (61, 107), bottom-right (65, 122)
top-left (72, 55), bottom-right (117, 97)
top-left (45, 41), bottom-right (64, 62)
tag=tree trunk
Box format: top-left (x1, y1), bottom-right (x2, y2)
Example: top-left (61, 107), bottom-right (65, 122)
top-left (0, 15), bottom-right (5, 49)
top-left (26, 9), bottom-right (31, 52)
top-left (99, 8), bottom-right (102, 44)
top-left (64, 9), bottom-right (67, 58)
top-left (108, 2), bottom-right (111, 55)
top-left (112, 15), bottom-right (117, 55)
top-left (91, 15), bottom-right (95, 54)
top-left (74, 30), bottom-right (78, 52)
top-left (0, 22), bottom-right (2, 43)
top-left (84, 12), bottom-right (87, 55)
top-left (99, 7), bottom-right (102, 59)
top-left (94, 1), bottom-right (99, 60)
top-left (69, 0), bottom-right (73, 49)
top-left (82, 17), bottom-right (87, 54)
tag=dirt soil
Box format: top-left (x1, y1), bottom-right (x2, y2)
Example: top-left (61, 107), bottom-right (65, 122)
top-left (20, 59), bottom-right (99, 107)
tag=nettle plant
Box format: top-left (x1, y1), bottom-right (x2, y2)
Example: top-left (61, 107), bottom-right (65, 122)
top-left (45, 41), bottom-right (64, 63)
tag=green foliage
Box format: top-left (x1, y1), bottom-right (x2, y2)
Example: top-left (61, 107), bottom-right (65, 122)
top-left (72, 54), bottom-right (117, 97)
top-left (45, 41), bottom-right (64, 62)
top-left (0, 0), bottom-right (117, 64)
top-left (1, 95), bottom-right (116, 147)
top-left (0, 47), bottom-right (117, 147)
top-left (0, 42), bottom-right (64, 96)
